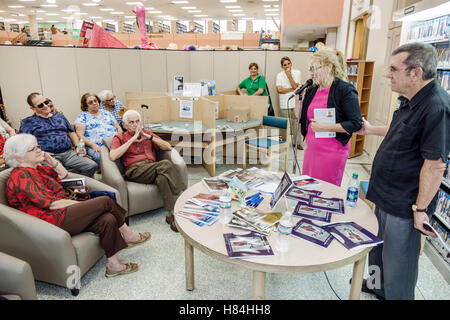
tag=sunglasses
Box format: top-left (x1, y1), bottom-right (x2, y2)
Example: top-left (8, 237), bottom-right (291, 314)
top-left (35, 99), bottom-right (50, 109)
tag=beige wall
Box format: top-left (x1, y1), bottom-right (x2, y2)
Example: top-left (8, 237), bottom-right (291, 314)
top-left (0, 46), bottom-right (312, 129)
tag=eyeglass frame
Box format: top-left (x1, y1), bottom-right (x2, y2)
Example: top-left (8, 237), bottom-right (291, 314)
top-left (104, 96), bottom-right (116, 103)
top-left (35, 99), bottom-right (50, 109)
top-left (27, 145), bottom-right (42, 153)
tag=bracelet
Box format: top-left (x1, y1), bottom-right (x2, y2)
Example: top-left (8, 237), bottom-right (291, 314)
top-left (51, 161), bottom-right (59, 169)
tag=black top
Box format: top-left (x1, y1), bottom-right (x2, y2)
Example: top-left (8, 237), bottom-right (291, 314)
top-left (300, 77), bottom-right (362, 146)
top-left (367, 80), bottom-right (450, 219)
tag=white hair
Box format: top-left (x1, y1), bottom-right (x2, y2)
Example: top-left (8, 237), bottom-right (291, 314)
top-left (3, 134), bottom-right (37, 168)
top-left (122, 110), bottom-right (142, 126)
top-left (97, 89), bottom-right (114, 102)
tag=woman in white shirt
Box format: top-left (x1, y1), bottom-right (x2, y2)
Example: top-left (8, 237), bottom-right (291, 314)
top-left (276, 56), bottom-right (302, 149)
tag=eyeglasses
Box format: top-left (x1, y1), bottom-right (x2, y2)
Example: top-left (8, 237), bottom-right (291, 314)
top-left (105, 96), bottom-right (115, 102)
top-left (27, 145), bottom-right (42, 153)
top-left (282, 62), bottom-right (291, 67)
top-left (35, 99), bottom-right (50, 109)
top-left (87, 99), bottom-right (99, 105)
top-left (388, 66), bottom-right (409, 73)
top-left (309, 66), bottom-right (323, 72)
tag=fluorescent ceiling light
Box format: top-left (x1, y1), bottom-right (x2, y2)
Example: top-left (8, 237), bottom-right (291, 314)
top-left (274, 5), bottom-right (279, 7)
top-left (61, 8), bottom-right (76, 12)
top-left (111, 12), bottom-right (124, 14)
top-left (82, 3), bottom-right (100, 6)
top-left (36, 9), bottom-right (45, 12)
top-left (4, 19), bottom-right (17, 22)
top-left (100, 8), bottom-right (114, 11)
top-left (229, 9), bottom-right (243, 12)
top-left (145, 7), bottom-right (155, 10)
top-left (265, 13), bottom-right (279, 16)
top-left (181, 6), bottom-right (196, 9)
top-left (264, 9), bottom-right (279, 11)
top-left (264, 5), bottom-right (271, 8)
top-left (46, 13), bottom-right (59, 15)
top-left (225, 6), bottom-right (240, 8)
top-left (232, 14), bottom-right (246, 16)
top-left (219, 0), bottom-right (237, 3)
top-left (172, 1), bottom-right (188, 3)
top-left (126, 2), bottom-right (143, 5)
top-left (194, 14), bottom-right (208, 17)
top-left (147, 11), bottom-right (162, 13)
top-left (262, 0), bottom-right (278, 2)
top-left (188, 10), bottom-right (201, 13)
top-left (19, 0), bottom-right (36, 2)
top-left (92, 0), bottom-right (101, 2)
top-left (41, 4), bottom-right (58, 7)
top-left (47, 20), bottom-right (59, 22)
top-left (36, 17), bottom-right (43, 20)
top-left (46, 0), bottom-right (56, 3)
top-left (90, 16), bottom-right (103, 19)
top-left (74, 12), bottom-right (88, 15)
top-left (8, 5), bottom-right (25, 8)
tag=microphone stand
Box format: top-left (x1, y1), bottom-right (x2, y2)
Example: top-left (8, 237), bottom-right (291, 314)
top-left (286, 92), bottom-right (304, 175)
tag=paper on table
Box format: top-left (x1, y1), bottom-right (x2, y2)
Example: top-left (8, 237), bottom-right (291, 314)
top-left (314, 108), bottom-right (336, 138)
top-left (254, 182), bottom-right (279, 194)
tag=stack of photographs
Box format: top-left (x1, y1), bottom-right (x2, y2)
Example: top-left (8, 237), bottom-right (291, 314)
top-left (202, 177), bottom-right (229, 193)
top-left (176, 193), bottom-right (221, 227)
top-left (223, 231), bottom-right (274, 259)
top-left (228, 207), bottom-right (282, 235)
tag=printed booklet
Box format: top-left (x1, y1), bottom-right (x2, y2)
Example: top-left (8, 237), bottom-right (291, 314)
top-left (293, 201), bottom-right (332, 223)
top-left (223, 231), bottom-right (274, 259)
top-left (270, 172), bottom-right (293, 209)
top-left (309, 195), bottom-right (345, 214)
top-left (285, 186), bottom-right (322, 202)
top-left (323, 221), bottom-right (383, 250)
top-left (61, 177), bottom-right (86, 193)
top-left (292, 175), bottom-right (321, 188)
top-left (202, 177), bottom-right (229, 193)
top-left (190, 193), bottom-right (221, 206)
top-left (226, 215), bottom-right (270, 236)
top-left (232, 208), bottom-right (282, 233)
top-left (176, 210), bottom-right (219, 227)
top-left (291, 219), bottom-right (334, 248)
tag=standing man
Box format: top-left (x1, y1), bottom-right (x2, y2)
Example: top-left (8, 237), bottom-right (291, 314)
top-left (276, 56), bottom-right (302, 148)
top-left (20, 93), bottom-right (98, 177)
top-left (356, 42), bottom-right (449, 300)
top-left (109, 110), bottom-right (186, 232)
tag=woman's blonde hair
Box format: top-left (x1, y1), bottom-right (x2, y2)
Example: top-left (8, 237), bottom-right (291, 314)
top-left (310, 47), bottom-right (348, 81)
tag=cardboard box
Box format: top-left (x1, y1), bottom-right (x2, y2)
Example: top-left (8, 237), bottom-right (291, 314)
top-left (226, 106), bottom-right (250, 123)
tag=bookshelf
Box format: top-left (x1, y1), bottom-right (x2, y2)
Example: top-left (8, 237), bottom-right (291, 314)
top-left (154, 21), bottom-right (170, 33)
top-left (122, 23), bottom-right (135, 34)
top-left (176, 22), bottom-right (187, 34)
top-left (212, 22), bottom-right (220, 34)
top-left (346, 60), bottom-right (374, 158)
top-left (194, 22), bottom-right (204, 34)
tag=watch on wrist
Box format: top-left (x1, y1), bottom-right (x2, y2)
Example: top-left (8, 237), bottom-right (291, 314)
top-left (412, 204), bottom-right (427, 213)
top-left (149, 135), bottom-right (153, 141)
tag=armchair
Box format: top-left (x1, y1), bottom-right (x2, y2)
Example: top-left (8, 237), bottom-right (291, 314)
top-left (100, 137), bottom-right (188, 217)
top-left (0, 252), bottom-right (36, 300)
top-left (0, 169), bottom-right (123, 296)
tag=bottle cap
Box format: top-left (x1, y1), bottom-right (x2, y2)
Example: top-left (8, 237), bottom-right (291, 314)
top-left (352, 173), bottom-right (358, 179)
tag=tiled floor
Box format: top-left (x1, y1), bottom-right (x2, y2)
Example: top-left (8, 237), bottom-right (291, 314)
top-left (35, 148), bottom-right (449, 300)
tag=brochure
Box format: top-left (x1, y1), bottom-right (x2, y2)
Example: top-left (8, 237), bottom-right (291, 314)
top-left (228, 176), bottom-right (248, 204)
top-left (233, 208), bottom-right (282, 233)
top-left (292, 175), bottom-right (321, 188)
top-left (309, 195), bottom-right (345, 214)
top-left (176, 210), bottom-right (218, 226)
top-left (285, 185), bottom-right (323, 202)
top-left (291, 219), bottom-right (334, 248)
top-left (61, 177), bottom-right (86, 193)
top-left (226, 215), bottom-right (270, 236)
top-left (202, 177), bottom-right (229, 193)
top-left (223, 231), bottom-right (274, 259)
top-left (293, 201), bottom-right (332, 223)
top-left (174, 75), bottom-right (184, 96)
top-left (314, 108), bottom-right (336, 138)
top-left (323, 221), bottom-right (383, 251)
top-left (270, 171), bottom-right (293, 209)
top-left (191, 193), bottom-right (221, 206)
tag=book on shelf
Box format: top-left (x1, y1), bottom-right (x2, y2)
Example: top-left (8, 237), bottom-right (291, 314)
top-left (285, 185), bottom-right (322, 202)
top-left (223, 231), bottom-right (274, 259)
top-left (202, 177), bottom-right (229, 193)
top-left (434, 189), bottom-right (450, 227)
top-left (424, 220), bottom-right (450, 253)
top-left (293, 201), bottom-right (332, 223)
top-left (323, 221), bottom-right (383, 251)
top-left (232, 207), bottom-right (282, 233)
top-left (291, 218), bottom-right (334, 248)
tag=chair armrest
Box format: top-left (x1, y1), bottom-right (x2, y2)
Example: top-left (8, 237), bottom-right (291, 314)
top-left (99, 145), bottom-right (129, 212)
top-left (0, 252), bottom-right (36, 300)
top-left (158, 149), bottom-right (188, 190)
top-left (0, 204), bottom-right (77, 286)
top-left (66, 172), bottom-right (123, 209)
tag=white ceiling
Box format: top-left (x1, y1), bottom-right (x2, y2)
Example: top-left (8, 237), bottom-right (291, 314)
top-left (0, 0), bottom-right (282, 23)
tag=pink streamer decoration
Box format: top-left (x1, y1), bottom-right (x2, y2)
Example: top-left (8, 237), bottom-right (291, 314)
top-left (135, 5), bottom-right (157, 49)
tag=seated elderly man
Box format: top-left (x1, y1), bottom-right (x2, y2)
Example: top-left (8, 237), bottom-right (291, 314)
top-left (20, 92), bottom-right (98, 177)
top-left (110, 110), bottom-right (185, 232)
top-left (98, 90), bottom-right (127, 128)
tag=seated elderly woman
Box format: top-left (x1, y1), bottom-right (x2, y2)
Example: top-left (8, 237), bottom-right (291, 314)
top-left (98, 90), bottom-right (127, 128)
top-left (74, 93), bottom-right (123, 167)
top-left (4, 134), bottom-right (150, 277)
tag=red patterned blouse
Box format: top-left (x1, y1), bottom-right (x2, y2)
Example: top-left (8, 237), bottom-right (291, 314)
top-left (6, 166), bottom-right (69, 226)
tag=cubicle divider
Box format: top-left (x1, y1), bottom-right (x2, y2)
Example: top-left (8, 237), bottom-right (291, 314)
top-left (0, 45), bottom-right (312, 131)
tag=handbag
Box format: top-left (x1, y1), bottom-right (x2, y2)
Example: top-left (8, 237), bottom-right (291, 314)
top-left (65, 185), bottom-right (90, 201)
top-left (265, 83), bottom-right (275, 116)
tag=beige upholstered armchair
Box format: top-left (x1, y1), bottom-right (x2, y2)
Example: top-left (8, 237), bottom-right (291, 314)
top-left (100, 137), bottom-right (188, 217)
top-left (0, 252), bottom-right (36, 300)
top-left (0, 169), bottom-right (122, 296)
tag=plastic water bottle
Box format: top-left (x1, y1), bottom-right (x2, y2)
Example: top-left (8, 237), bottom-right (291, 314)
top-left (346, 173), bottom-right (359, 207)
top-left (219, 190), bottom-right (232, 224)
top-left (277, 211), bottom-right (294, 252)
top-left (77, 139), bottom-right (85, 156)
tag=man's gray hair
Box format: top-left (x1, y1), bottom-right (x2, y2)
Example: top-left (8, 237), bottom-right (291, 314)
top-left (3, 134), bottom-right (37, 168)
top-left (122, 109), bottom-right (142, 126)
top-left (97, 89), bottom-right (114, 102)
top-left (392, 42), bottom-right (437, 80)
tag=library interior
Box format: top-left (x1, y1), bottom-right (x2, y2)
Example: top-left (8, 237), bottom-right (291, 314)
top-left (0, 0), bottom-right (449, 302)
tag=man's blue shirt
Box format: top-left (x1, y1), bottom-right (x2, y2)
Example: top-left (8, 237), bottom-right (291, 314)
top-left (19, 113), bottom-right (74, 154)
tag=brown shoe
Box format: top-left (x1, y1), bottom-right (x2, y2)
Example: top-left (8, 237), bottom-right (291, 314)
top-left (126, 232), bottom-right (151, 249)
top-left (166, 215), bottom-right (179, 233)
top-left (105, 263), bottom-right (139, 278)
top-left (297, 144), bottom-right (303, 150)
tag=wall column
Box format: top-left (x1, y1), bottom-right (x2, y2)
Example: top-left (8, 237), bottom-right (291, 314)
top-left (28, 14), bottom-right (39, 40)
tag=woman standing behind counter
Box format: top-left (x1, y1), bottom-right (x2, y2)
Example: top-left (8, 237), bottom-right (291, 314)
top-left (295, 47), bottom-right (362, 186)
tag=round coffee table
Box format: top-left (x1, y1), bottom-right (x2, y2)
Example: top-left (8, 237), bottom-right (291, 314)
top-left (175, 177), bottom-right (378, 300)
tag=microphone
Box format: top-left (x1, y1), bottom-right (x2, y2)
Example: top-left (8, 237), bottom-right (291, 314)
top-left (288, 79), bottom-right (313, 100)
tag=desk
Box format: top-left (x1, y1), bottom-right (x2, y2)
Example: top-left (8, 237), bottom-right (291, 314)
top-left (152, 119), bottom-right (261, 176)
top-left (175, 176), bottom-right (378, 299)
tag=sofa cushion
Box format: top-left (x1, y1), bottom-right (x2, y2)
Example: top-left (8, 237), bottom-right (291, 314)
top-left (103, 137), bottom-right (125, 175)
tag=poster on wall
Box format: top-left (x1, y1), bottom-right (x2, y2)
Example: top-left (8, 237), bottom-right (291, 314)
top-left (78, 21), bottom-right (94, 47)
top-left (179, 100), bottom-right (193, 119)
top-left (174, 76), bottom-right (184, 97)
